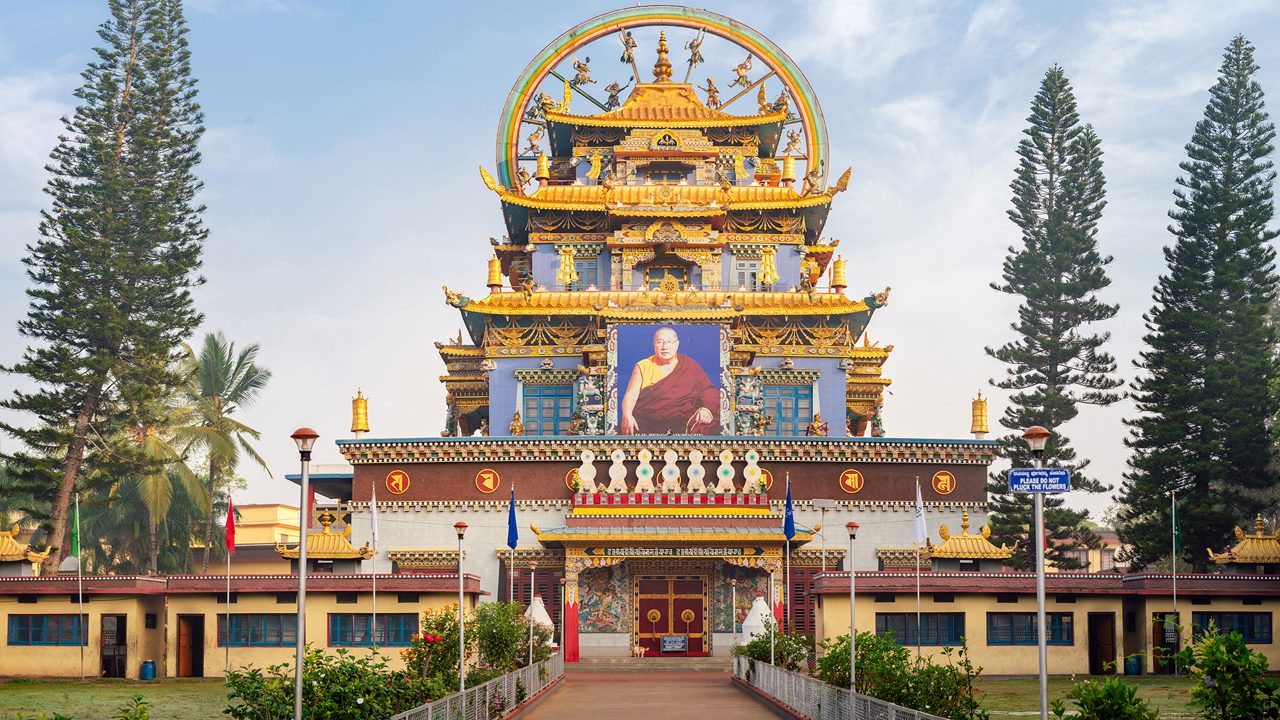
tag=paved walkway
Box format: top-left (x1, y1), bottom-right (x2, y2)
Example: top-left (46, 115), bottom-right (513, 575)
top-left (523, 671), bottom-right (776, 720)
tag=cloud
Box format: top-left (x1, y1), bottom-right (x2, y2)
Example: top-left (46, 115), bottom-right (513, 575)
top-left (785, 0), bottom-right (942, 80)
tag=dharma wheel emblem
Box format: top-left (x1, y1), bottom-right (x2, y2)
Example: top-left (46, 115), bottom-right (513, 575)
top-left (838, 469), bottom-right (864, 494)
top-left (760, 468), bottom-right (774, 491)
top-left (931, 471), bottom-right (956, 495)
top-left (385, 470), bottom-right (410, 495)
top-left (565, 468), bottom-right (579, 491)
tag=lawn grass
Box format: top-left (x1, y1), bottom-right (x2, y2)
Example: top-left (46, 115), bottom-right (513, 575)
top-left (977, 675), bottom-right (1198, 717)
top-left (0, 678), bottom-right (227, 720)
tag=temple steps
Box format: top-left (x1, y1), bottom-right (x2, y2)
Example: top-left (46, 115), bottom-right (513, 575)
top-left (569, 656), bottom-right (733, 673)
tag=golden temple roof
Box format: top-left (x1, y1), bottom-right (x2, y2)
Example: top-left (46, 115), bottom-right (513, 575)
top-left (275, 511), bottom-right (373, 561)
top-left (1208, 515), bottom-right (1280, 566)
top-left (545, 82), bottom-right (787, 129)
top-left (0, 525), bottom-right (51, 568)
top-left (454, 289), bottom-right (870, 318)
top-left (479, 167), bottom-right (834, 213)
top-left (928, 510), bottom-right (1015, 560)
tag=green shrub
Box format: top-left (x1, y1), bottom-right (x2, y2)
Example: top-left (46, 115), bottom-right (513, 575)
top-left (1175, 622), bottom-right (1280, 720)
top-left (224, 646), bottom-right (446, 720)
top-left (731, 619), bottom-right (810, 671)
top-left (813, 631), bottom-right (987, 720)
top-left (110, 697), bottom-right (150, 720)
top-left (1050, 676), bottom-right (1159, 720)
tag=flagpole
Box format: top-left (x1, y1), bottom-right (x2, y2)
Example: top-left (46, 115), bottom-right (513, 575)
top-left (226, 496), bottom-right (234, 675)
top-left (371, 483), bottom-right (378, 653)
top-left (915, 478), bottom-right (922, 661)
top-left (75, 493), bottom-right (83, 682)
top-left (1171, 490), bottom-right (1178, 676)
top-left (784, 474), bottom-right (791, 634)
top-left (509, 482), bottom-right (516, 603)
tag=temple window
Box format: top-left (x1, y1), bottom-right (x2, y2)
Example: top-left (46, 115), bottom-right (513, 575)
top-left (572, 258), bottom-right (598, 291)
top-left (645, 262), bottom-right (688, 291)
top-left (645, 162), bottom-right (690, 185)
top-left (763, 384), bottom-right (814, 436)
top-left (987, 612), bottom-right (1074, 646)
top-left (523, 383), bottom-right (574, 435)
top-left (1192, 612), bottom-right (1272, 644)
top-left (876, 612), bottom-right (965, 646)
top-left (734, 259), bottom-right (761, 291)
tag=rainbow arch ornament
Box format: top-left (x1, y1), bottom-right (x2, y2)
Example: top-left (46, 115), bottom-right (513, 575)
top-left (494, 5), bottom-right (830, 190)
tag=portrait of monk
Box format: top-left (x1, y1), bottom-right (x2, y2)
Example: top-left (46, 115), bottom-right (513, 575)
top-left (620, 326), bottom-right (720, 435)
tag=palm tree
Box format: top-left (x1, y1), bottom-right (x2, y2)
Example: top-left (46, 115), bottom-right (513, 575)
top-left (188, 333), bottom-right (272, 572)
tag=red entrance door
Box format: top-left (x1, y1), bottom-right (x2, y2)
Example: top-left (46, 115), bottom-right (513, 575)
top-left (635, 576), bottom-right (706, 656)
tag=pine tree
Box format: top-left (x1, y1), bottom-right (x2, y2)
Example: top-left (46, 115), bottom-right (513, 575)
top-left (986, 66), bottom-right (1121, 570)
top-left (0, 0), bottom-right (206, 574)
top-left (1117, 36), bottom-right (1278, 572)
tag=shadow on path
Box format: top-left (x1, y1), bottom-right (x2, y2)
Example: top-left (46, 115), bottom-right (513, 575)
top-left (521, 670), bottom-right (777, 720)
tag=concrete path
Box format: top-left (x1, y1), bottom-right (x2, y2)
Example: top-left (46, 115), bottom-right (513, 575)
top-left (522, 671), bottom-right (777, 720)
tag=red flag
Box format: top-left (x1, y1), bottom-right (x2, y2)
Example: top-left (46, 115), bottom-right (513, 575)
top-left (225, 498), bottom-right (236, 556)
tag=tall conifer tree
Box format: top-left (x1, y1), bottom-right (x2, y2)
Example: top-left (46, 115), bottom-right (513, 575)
top-left (1118, 36), bottom-right (1278, 572)
top-left (0, 0), bottom-right (206, 574)
top-left (987, 67), bottom-right (1121, 569)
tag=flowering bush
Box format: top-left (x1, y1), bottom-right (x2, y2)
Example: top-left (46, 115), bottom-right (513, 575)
top-left (225, 646), bottom-right (446, 720)
top-left (731, 619), bottom-right (811, 671)
top-left (1175, 622), bottom-right (1280, 720)
top-left (1050, 676), bottom-right (1159, 720)
top-left (402, 604), bottom-right (463, 689)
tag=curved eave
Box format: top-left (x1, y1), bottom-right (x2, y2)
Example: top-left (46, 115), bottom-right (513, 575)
top-left (544, 109), bottom-right (787, 129)
top-left (456, 291), bottom-right (871, 319)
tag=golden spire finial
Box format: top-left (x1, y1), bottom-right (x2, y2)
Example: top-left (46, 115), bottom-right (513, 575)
top-left (653, 31), bottom-right (673, 81)
top-left (960, 508), bottom-right (971, 535)
top-left (971, 391), bottom-right (989, 438)
top-left (535, 153), bottom-right (551, 183)
top-left (1256, 514), bottom-right (1266, 536)
top-left (351, 389), bottom-right (369, 435)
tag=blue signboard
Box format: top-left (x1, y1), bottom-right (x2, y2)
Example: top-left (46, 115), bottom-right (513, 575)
top-left (661, 635), bottom-right (688, 652)
top-left (1009, 468), bottom-right (1071, 493)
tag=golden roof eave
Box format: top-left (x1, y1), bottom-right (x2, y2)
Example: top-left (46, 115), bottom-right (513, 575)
top-left (1209, 515), bottom-right (1280, 565)
top-left (545, 109), bottom-right (787, 129)
top-left (928, 512), bottom-right (1015, 560)
top-left (544, 81), bottom-right (787, 129)
top-left (0, 525), bottom-right (49, 566)
top-left (457, 289), bottom-right (870, 318)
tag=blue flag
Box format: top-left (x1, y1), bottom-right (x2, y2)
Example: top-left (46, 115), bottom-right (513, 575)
top-left (506, 485), bottom-right (519, 549)
top-left (783, 474), bottom-right (795, 540)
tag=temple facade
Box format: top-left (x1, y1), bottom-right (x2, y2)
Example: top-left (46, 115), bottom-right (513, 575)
top-left (329, 11), bottom-right (996, 661)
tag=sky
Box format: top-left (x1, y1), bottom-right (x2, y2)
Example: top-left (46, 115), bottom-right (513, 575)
top-left (1, 1), bottom-right (1278, 522)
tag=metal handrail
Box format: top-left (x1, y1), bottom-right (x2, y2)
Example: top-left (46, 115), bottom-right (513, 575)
top-left (389, 653), bottom-right (564, 720)
top-left (733, 655), bottom-right (952, 720)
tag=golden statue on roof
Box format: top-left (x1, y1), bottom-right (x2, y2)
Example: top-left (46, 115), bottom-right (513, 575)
top-left (729, 54), bottom-right (753, 88)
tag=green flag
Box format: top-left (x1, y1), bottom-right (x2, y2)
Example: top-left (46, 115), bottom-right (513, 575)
top-left (1172, 496), bottom-right (1181, 553)
top-left (70, 496), bottom-right (79, 557)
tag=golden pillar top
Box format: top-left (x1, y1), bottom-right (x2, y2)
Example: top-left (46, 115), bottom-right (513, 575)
top-left (351, 389), bottom-right (369, 434)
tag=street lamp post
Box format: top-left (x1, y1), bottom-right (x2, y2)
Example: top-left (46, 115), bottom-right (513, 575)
top-left (1023, 425), bottom-right (1051, 720)
top-left (289, 428), bottom-right (318, 720)
top-left (455, 522), bottom-right (468, 712)
top-left (528, 559), bottom-right (537, 666)
top-left (847, 521), bottom-right (859, 713)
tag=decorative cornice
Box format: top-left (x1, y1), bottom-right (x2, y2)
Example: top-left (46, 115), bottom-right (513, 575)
top-left (337, 436), bottom-right (997, 466)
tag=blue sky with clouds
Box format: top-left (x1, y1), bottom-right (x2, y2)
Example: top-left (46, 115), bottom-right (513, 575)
top-left (1, 1), bottom-right (1278, 519)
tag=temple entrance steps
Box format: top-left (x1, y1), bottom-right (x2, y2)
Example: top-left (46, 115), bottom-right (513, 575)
top-left (569, 657), bottom-right (733, 673)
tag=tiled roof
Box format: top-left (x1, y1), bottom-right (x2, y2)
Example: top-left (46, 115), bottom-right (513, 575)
top-left (275, 512), bottom-right (373, 560)
top-left (456, 289), bottom-right (870, 318)
top-left (812, 571), bottom-right (1280, 597)
top-left (0, 574), bottom-right (484, 595)
top-left (0, 525), bottom-right (50, 567)
top-left (1208, 515), bottom-right (1280, 566)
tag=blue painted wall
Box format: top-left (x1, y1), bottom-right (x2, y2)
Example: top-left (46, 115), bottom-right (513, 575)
top-left (489, 355), bottom-right (582, 436)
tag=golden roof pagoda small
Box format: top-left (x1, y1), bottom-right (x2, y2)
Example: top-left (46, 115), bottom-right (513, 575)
top-left (930, 509), bottom-right (1015, 560)
top-left (1208, 514), bottom-right (1280, 572)
top-left (0, 525), bottom-right (52, 576)
top-left (276, 510), bottom-right (373, 562)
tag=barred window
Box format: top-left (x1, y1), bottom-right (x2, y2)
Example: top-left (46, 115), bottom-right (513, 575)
top-left (762, 385), bottom-right (813, 437)
top-left (328, 613), bottom-right (418, 647)
top-left (7, 614), bottom-right (87, 646)
top-left (1192, 612), bottom-right (1272, 644)
top-left (874, 613), bottom-right (965, 646)
top-left (987, 612), bottom-right (1073, 646)
top-left (523, 384), bottom-right (574, 436)
top-left (218, 614), bottom-right (297, 647)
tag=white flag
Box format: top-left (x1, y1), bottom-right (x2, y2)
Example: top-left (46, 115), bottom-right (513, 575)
top-left (914, 480), bottom-right (927, 545)
top-left (370, 482), bottom-right (379, 550)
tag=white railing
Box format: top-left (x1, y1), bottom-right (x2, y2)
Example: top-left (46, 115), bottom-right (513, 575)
top-left (733, 656), bottom-right (951, 720)
top-left (389, 654), bottom-right (564, 720)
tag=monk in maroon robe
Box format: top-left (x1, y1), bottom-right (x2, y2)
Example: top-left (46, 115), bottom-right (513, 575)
top-left (621, 327), bottom-right (720, 435)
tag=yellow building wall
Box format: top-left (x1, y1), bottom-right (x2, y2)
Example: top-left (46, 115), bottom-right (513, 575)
top-left (235, 504), bottom-right (301, 545)
top-left (165, 591), bottom-right (476, 678)
top-left (0, 595), bottom-right (165, 680)
top-left (816, 593), bottom-right (1120, 676)
top-left (1129, 595), bottom-right (1280, 673)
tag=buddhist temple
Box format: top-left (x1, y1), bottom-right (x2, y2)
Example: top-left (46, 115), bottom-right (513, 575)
top-left (1208, 515), bottom-right (1280, 574)
top-left (0, 525), bottom-right (51, 577)
top-left (330, 10), bottom-right (996, 661)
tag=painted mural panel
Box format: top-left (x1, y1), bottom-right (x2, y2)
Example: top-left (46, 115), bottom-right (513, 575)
top-left (578, 564), bottom-right (631, 633)
top-left (711, 564), bottom-right (771, 633)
